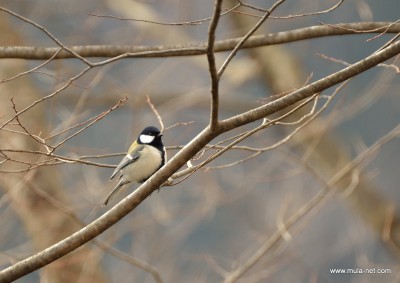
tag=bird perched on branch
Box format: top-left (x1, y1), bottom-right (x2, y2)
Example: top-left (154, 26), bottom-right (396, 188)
top-left (103, 126), bottom-right (165, 206)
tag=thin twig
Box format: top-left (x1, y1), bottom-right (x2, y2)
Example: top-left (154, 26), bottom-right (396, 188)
top-left (0, 148), bottom-right (114, 172)
top-left (46, 115), bottom-right (100, 140)
top-left (52, 97), bottom-right (127, 150)
top-left (164, 121), bottom-right (194, 131)
top-left (366, 19), bottom-right (400, 42)
top-left (217, 0), bottom-right (286, 79)
top-left (0, 48), bottom-right (61, 83)
top-left (316, 53), bottom-right (351, 66)
top-left (0, 7), bottom-right (93, 66)
top-left (9, 98), bottom-right (54, 150)
top-left (146, 96), bottom-right (164, 131)
top-left (237, 0), bottom-right (344, 19)
top-left (375, 31), bottom-right (400, 53)
top-left (171, 79), bottom-right (348, 179)
top-left (89, 13), bottom-right (203, 26)
top-left (88, 4), bottom-right (241, 27)
top-left (170, 92), bottom-right (320, 184)
top-left (222, 122), bottom-right (400, 283)
top-left (0, 67), bottom-right (92, 130)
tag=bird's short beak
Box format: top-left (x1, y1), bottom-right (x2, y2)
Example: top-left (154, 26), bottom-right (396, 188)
top-left (158, 132), bottom-right (163, 137)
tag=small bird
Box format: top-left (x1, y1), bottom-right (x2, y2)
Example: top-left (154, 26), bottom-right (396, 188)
top-left (103, 126), bottom-right (165, 206)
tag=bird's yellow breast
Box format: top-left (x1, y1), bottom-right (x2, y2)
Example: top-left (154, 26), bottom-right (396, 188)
top-left (121, 145), bottom-right (162, 183)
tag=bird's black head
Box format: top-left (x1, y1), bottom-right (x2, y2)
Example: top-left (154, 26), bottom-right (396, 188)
top-left (137, 126), bottom-right (163, 148)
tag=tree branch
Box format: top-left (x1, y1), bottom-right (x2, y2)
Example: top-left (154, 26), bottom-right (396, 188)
top-left (0, 67), bottom-right (92, 130)
top-left (0, 7), bottom-right (93, 66)
top-left (217, 0), bottom-right (286, 79)
top-left (0, 22), bottom-right (399, 60)
top-left (207, 0), bottom-right (223, 130)
top-left (223, 122), bottom-right (400, 283)
top-left (1, 30), bottom-right (399, 282)
top-left (219, 39), bottom-right (400, 132)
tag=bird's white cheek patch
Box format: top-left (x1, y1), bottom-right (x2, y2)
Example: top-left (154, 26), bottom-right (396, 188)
top-left (139, 134), bottom-right (155, 144)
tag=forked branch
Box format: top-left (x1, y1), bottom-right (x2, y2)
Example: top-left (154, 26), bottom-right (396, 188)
top-left (1, 29), bottom-right (400, 283)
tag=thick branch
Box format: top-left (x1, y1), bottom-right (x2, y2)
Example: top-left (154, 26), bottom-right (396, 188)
top-left (0, 22), bottom-right (399, 60)
top-left (1, 27), bottom-right (400, 283)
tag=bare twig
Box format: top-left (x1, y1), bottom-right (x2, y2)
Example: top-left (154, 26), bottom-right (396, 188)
top-left (0, 67), bottom-right (91, 130)
top-left (146, 96), bottom-right (164, 131)
top-left (222, 123), bottom-right (400, 283)
top-left (46, 115), bottom-right (101, 140)
top-left (89, 12), bottom-right (203, 26)
top-left (375, 32), bottom-right (400, 53)
top-left (217, 0), bottom-right (287, 79)
top-left (237, 0), bottom-right (344, 19)
top-left (0, 148), bottom-right (114, 172)
top-left (170, 40), bottom-right (400, 181)
top-left (88, 4), bottom-right (241, 26)
top-left (366, 19), bottom-right (400, 42)
top-left (170, 92), bottom-right (320, 184)
top-left (218, 40), bottom-right (400, 132)
top-left (0, 7), bottom-right (93, 66)
top-left (317, 53), bottom-right (351, 66)
top-left (9, 98), bottom-right (53, 150)
top-left (0, 98), bottom-right (127, 172)
top-left (164, 121), bottom-right (194, 131)
top-left (0, 49), bottom-right (61, 83)
top-left (52, 97), bottom-right (127, 150)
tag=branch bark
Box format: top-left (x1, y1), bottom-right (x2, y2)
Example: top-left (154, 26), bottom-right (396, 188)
top-left (0, 22), bottom-right (399, 60)
top-left (206, 0), bottom-right (223, 130)
top-left (1, 33), bottom-right (400, 282)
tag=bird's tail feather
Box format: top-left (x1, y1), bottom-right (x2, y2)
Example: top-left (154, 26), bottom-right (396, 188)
top-left (102, 179), bottom-right (129, 206)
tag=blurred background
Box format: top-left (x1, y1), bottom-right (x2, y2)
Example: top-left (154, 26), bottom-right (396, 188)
top-left (0, 0), bottom-right (399, 282)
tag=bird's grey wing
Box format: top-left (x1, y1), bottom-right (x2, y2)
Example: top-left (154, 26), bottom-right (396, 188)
top-left (109, 145), bottom-right (144, 180)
